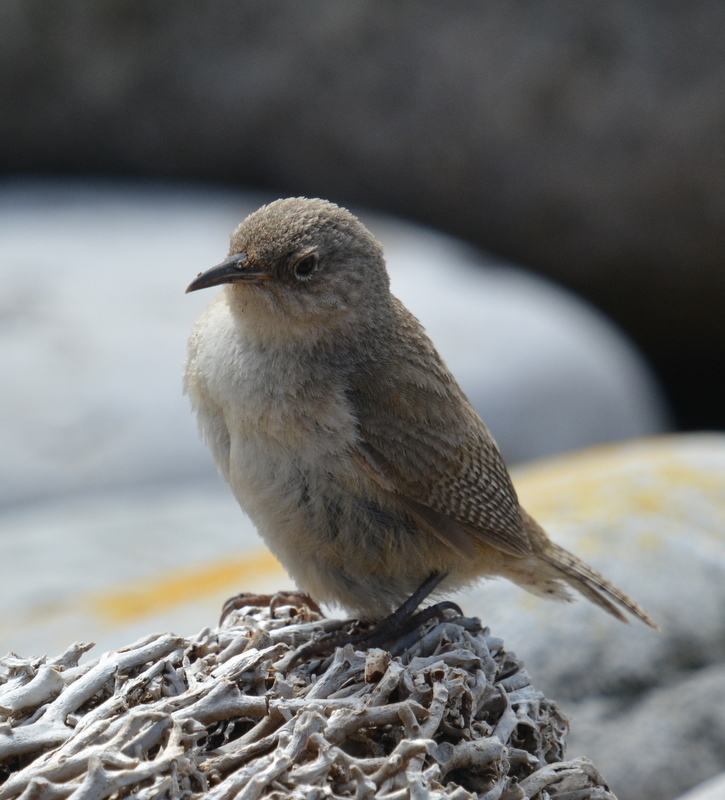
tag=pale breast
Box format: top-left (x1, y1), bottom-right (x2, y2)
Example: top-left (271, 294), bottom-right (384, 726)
top-left (186, 291), bottom-right (359, 505)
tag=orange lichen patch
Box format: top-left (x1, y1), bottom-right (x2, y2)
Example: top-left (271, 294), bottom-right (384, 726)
top-left (636, 530), bottom-right (665, 552)
top-left (513, 435), bottom-right (725, 533)
top-left (629, 492), bottom-right (662, 515)
top-left (93, 549), bottom-right (285, 624)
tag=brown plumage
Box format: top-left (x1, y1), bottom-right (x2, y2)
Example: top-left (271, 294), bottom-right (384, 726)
top-left (185, 197), bottom-right (657, 629)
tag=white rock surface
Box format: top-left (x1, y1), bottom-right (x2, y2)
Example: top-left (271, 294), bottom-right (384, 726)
top-left (675, 772), bottom-right (725, 800)
top-left (0, 477), bottom-right (270, 658)
top-left (572, 663), bottom-right (725, 800)
top-left (457, 433), bottom-right (725, 800)
top-left (0, 179), bottom-right (667, 508)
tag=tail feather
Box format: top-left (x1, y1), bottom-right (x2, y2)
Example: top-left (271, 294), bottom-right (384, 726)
top-left (520, 507), bottom-right (659, 629)
top-left (541, 540), bottom-right (659, 630)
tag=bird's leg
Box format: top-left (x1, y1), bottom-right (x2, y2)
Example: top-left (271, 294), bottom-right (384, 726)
top-left (291, 571), bottom-right (459, 662)
top-left (220, 591), bottom-right (323, 625)
top-left (367, 600), bottom-right (463, 648)
top-left (358, 571), bottom-right (456, 646)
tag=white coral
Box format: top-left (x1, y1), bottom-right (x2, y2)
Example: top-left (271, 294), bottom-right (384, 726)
top-left (0, 603), bottom-right (615, 799)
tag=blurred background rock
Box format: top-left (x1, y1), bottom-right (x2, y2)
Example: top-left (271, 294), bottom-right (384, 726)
top-left (2, 0), bottom-right (723, 431)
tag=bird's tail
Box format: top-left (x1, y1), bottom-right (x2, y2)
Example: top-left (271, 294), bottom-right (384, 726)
top-left (523, 512), bottom-right (659, 629)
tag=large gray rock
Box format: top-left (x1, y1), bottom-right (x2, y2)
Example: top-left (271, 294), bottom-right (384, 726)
top-left (0, 476), bottom-right (255, 658)
top-left (572, 665), bottom-right (725, 800)
top-left (1, 1), bottom-right (723, 428)
top-left (456, 433), bottom-right (725, 800)
top-left (0, 180), bottom-right (666, 508)
top-left (676, 772), bottom-right (725, 800)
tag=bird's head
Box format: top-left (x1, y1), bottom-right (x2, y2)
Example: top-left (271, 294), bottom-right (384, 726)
top-left (186, 198), bottom-right (391, 335)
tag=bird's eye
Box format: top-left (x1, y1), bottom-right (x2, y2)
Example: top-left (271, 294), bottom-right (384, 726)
top-left (294, 253), bottom-right (318, 279)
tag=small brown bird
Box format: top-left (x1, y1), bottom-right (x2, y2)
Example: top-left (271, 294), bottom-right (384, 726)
top-left (185, 197), bottom-right (656, 630)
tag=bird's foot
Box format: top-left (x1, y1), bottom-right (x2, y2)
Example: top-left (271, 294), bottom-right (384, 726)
top-left (289, 571), bottom-right (460, 664)
top-left (289, 600), bottom-right (463, 664)
top-left (220, 591), bottom-right (323, 626)
top-left (362, 600), bottom-right (464, 648)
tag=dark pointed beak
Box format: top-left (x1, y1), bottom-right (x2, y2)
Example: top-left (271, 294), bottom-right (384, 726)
top-left (185, 252), bottom-right (269, 293)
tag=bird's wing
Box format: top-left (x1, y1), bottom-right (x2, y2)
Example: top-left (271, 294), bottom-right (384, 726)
top-left (347, 300), bottom-right (532, 559)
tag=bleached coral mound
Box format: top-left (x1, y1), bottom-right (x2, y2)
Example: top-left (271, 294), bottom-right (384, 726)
top-left (0, 600), bottom-right (615, 799)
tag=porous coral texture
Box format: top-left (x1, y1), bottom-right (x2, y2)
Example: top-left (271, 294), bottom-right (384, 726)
top-left (0, 600), bottom-right (616, 799)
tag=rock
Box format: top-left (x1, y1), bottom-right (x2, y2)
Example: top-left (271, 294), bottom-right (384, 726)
top-left (571, 664), bottom-right (725, 800)
top-left (0, 179), bottom-right (666, 508)
top-left (676, 772), bottom-right (725, 800)
top-left (2, 2), bottom-right (724, 428)
top-left (453, 433), bottom-right (725, 800)
top-left (0, 477), bottom-right (264, 658)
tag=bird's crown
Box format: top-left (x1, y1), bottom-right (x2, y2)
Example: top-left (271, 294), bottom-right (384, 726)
top-left (230, 197), bottom-right (382, 270)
